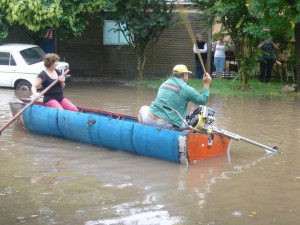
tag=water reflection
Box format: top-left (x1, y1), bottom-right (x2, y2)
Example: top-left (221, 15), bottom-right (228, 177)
top-left (0, 84), bottom-right (300, 225)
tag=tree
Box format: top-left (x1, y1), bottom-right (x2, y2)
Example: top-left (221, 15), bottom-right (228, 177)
top-left (195, 0), bottom-right (263, 90)
top-left (246, 0), bottom-right (300, 92)
top-left (0, 0), bottom-right (111, 43)
top-left (0, 14), bottom-right (9, 44)
top-left (194, 0), bottom-right (297, 90)
top-left (111, 0), bottom-right (175, 83)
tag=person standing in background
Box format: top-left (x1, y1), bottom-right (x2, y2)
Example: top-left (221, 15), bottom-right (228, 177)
top-left (258, 39), bottom-right (276, 84)
top-left (213, 36), bottom-right (226, 79)
top-left (193, 34), bottom-right (207, 79)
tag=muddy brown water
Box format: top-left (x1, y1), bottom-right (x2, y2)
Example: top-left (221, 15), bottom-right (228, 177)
top-left (0, 82), bottom-right (299, 225)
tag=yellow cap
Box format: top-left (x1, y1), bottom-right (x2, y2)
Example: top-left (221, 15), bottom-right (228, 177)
top-left (173, 64), bottom-right (192, 74)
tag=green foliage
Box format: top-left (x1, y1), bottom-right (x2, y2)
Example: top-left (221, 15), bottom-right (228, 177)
top-left (0, 14), bottom-right (9, 44)
top-left (0, 0), bottom-right (111, 40)
top-left (246, 0), bottom-right (299, 89)
top-left (194, 0), bottom-right (297, 90)
top-left (199, 0), bottom-right (262, 89)
top-left (0, 0), bottom-right (62, 31)
top-left (55, 0), bottom-right (111, 39)
top-left (114, 0), bottom-right (174, 43)
top-left (111, 0), bottom-right (175, 83)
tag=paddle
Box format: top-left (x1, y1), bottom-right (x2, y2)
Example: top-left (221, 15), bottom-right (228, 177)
top-left (0, 70), bottom-right (69, 136)
top-left (162, 105), bottom-right (279, 153)
top-left (177, 5), bottom-right (207, 74)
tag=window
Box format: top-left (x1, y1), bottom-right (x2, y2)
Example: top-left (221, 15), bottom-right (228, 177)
top-left (103, 20), bottom-right (128, 45)
top-left (0, 52), bottom-right (16, 66)
top-left (20, 46), bottom-right (45, 65)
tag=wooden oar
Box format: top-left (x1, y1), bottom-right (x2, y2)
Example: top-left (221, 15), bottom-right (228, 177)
top-left (177, 6), bottom-right (207, 74)
top-left (0, 71), bottom-right (67, 135)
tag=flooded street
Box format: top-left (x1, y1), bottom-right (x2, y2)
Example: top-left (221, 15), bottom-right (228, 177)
top-left (0, 82), bottom-right (299, 225)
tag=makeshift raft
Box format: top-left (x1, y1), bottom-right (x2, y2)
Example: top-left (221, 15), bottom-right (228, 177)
top-left (9, 99), bottom-right (231, 164)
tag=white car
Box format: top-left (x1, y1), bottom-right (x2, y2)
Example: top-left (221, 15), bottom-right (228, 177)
top-left (0, 43), bottom-right (69, 90)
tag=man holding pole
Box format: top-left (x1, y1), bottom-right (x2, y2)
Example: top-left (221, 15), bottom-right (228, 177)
top-left (138, 64), bottom-right (212, 131)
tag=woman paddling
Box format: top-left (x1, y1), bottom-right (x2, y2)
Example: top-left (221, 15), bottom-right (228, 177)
top-left (31, 53), bottom-right (78, 112)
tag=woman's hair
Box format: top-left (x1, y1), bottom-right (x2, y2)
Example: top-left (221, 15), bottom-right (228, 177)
top-left (44, 53), bottom-right (60, 68)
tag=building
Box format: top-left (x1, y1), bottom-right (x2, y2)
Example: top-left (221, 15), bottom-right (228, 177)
top-left (5, 5), bottom-right (211, 80)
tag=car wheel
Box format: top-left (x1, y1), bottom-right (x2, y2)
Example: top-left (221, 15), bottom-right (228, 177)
top-left (16, 80), bottom-right (32, 91)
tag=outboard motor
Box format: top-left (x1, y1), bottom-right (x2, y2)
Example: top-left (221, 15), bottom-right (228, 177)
top-left (186, 105), bottom-right (215, 133)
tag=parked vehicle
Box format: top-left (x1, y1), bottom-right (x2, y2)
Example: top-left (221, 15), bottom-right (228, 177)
top-left (0, 43), bottom-right (69, 90)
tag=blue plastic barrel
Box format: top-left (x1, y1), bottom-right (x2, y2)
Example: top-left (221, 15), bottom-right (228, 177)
top-left (132, 123), bottom-right (185, 163)
top-left (57, 110), bottom-right (95, 144)
top-left (90, 116), bottom-right (135, 153)
top-left (23, 105), bottom-right (63, 137)
top-left (22, 104), bottom-right (185, 163)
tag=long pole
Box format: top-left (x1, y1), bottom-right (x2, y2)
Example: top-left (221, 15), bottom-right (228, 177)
top-left (178, 6), bottom-right (207, 74)
top-left (0, 72), bottom-right (67, 135)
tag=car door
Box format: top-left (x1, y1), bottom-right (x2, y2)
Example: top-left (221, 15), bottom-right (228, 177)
top-left (0, 52), bottom-right (17, 87)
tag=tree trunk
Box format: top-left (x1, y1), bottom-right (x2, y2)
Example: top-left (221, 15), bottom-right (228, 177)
top-left (135, 48), bottom-right (147, 84)
top-left (295, 23), bottom-right (300, 92)
top-left (236, 39), bottom-right (248, 90)
top-left (239, 70), bottom-right (246, 90)
top-left (240, 72), bottom-right (244, 88)
top-left (136, 54), bottom-right (142, 82)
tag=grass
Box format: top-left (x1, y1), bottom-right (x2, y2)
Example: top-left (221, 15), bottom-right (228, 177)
top-left (139, 77), bottom-right (299, 98)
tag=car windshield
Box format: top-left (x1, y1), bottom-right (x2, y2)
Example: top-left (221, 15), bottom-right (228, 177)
top-left (20, 46), bottom-right (45, 65)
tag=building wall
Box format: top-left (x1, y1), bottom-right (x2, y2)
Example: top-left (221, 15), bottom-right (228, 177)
top-left (6, 11), bottom-right (209, 79)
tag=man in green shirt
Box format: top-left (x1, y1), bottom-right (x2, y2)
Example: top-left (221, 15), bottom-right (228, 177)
top-left (138, 64), bottom-right (212, 130)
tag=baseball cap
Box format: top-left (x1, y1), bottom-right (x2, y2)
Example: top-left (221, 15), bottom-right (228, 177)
top-left (173, 64), bottom-right (192, 74)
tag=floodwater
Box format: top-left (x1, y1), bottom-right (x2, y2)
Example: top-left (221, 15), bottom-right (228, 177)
top-left (0, 81), bottom-right (299, 225)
